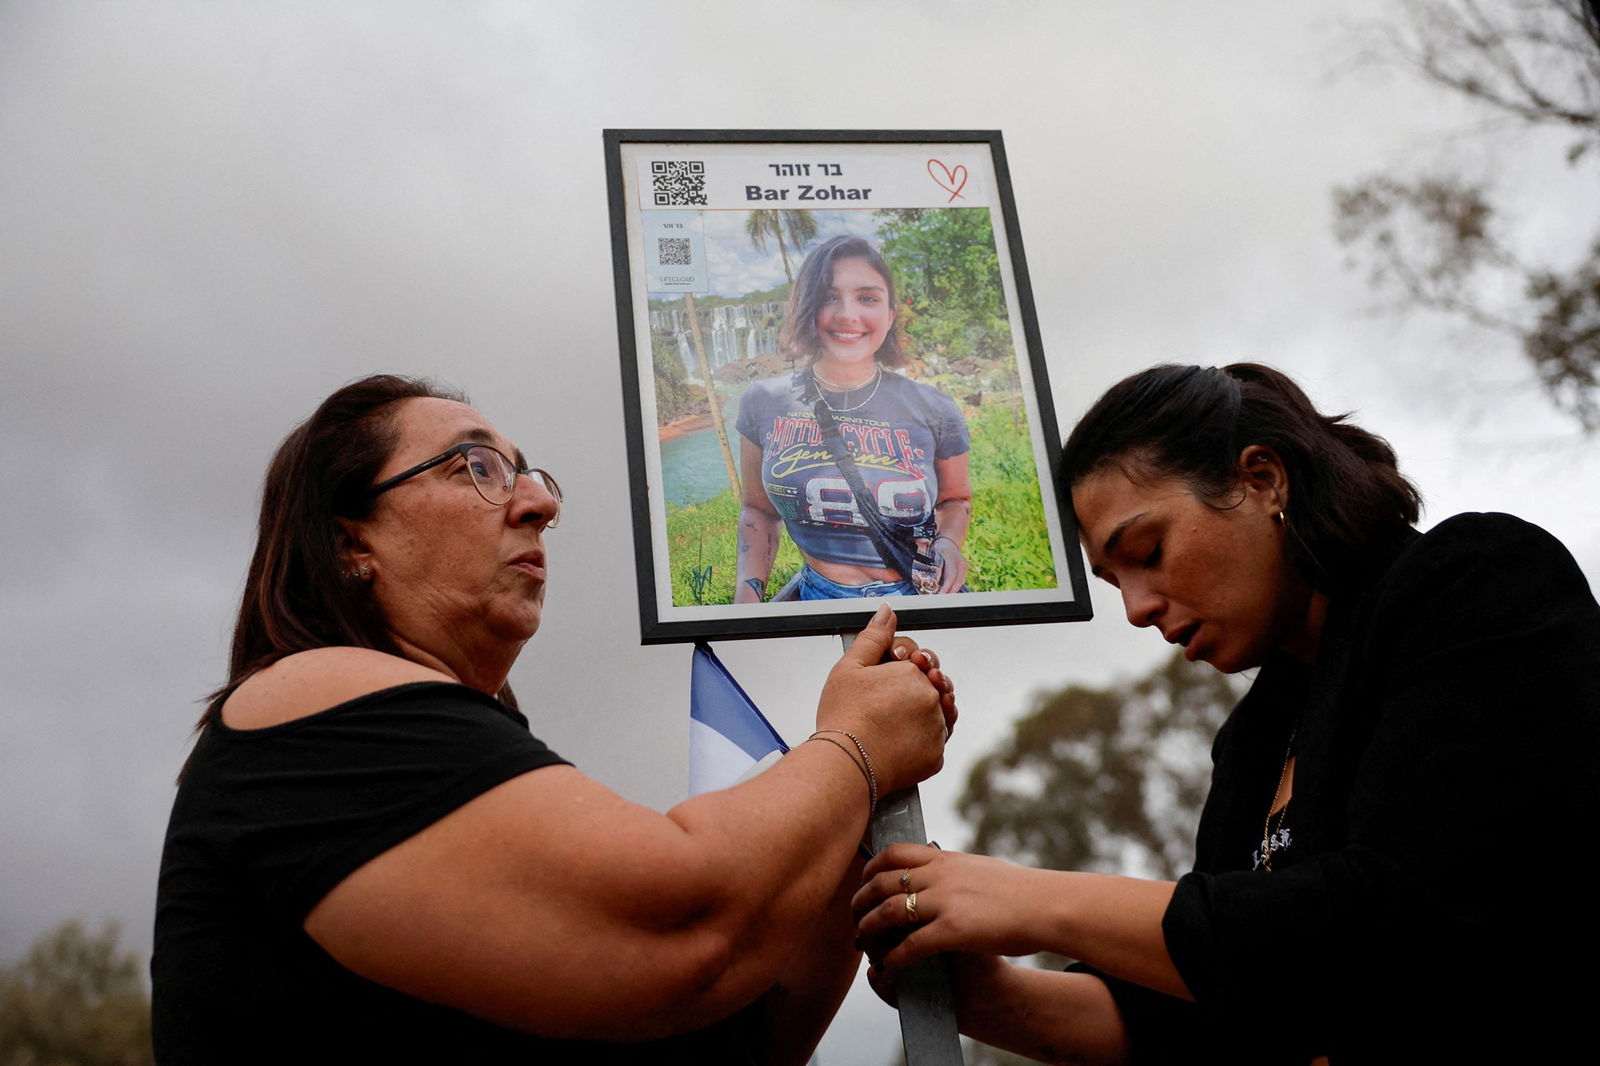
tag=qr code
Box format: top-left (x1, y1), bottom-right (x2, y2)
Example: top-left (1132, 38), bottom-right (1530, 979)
top-left (651, 160), bottom-right (707, 206)
top-left (657, 237), bottom-right (693, 265)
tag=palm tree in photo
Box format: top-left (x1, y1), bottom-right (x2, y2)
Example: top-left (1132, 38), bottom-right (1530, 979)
top-left (744, 210), bottom-right (819, 285)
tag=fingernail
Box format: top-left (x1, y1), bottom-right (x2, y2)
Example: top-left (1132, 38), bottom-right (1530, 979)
top-left (929, 840), bottom-right (941, 850)
top-left (893, 644), bottom-right (909, 660)
top-left (871, 603), bottom-right (893, 627)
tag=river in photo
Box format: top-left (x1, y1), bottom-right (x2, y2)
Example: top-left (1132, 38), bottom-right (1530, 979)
top-left (661, 426), bottom-right (735, 507)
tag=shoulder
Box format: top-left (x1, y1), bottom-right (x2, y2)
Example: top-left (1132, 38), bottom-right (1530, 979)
top-left (883, 373), bottom-right (967, 420)
top-left (1413, 512), bottom-right (1572, 560)
top-left (739, 373), bottom-right (801, 408)
top-left (1362, 512), bottom-right (1600, 669)
top-left (882, 370), bottom-right (952, 402)
top-left (221, 648), bottom-right (459, 730)
top-left (1383, 512), bottom-right (1591, 604)
top-left (734, 374), bottom-right (802, 435)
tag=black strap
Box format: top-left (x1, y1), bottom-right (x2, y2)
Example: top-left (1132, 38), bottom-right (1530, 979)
top-left (810, 393), bottom-right (925, 590)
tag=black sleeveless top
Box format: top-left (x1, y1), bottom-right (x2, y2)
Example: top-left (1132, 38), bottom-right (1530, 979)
top-left (152, 682), bottom-right (762, 1064)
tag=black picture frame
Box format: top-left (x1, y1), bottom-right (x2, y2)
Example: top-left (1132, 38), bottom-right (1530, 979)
top-left (604, 128), bottom-right (1092, 643)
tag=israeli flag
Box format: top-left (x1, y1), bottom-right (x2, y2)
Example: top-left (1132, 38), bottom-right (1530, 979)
top-left (689, 643), bottom-right (789, 796)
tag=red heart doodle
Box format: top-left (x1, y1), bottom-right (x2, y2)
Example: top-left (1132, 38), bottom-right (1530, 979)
top-left (926, 159), bottom-right (968, 203)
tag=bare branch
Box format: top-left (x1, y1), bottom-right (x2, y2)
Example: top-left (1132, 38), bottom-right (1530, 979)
top-left (1391, 0), bottom-right (1600, 134)
top-left (1337, 0), bottom-right (1600, 431)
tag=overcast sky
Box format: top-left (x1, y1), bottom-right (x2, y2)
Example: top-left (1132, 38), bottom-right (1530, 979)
top-left (2, 2), bottom-right (1595, 1060)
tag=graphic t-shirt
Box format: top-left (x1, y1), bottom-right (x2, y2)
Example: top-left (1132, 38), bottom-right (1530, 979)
top-left (734, 370), bottom-right (969, 568)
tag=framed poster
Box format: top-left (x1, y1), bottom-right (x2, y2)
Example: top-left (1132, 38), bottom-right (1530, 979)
top-left (604, 129), bottom-right (1092, 643)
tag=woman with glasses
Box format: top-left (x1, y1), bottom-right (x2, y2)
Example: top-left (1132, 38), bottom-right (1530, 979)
top-left (853, 364), bottom-right (1600, 1063)
top-left (152, 374), bottom-right (957, 1064)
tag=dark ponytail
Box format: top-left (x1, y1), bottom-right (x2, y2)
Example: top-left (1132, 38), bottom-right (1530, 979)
top-left (1062, 363), bottom-right (1420, 589)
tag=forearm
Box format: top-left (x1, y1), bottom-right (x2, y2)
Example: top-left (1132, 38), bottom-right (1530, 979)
top-left (955, 961), bottom-right (1129, 1066)
top-left (860, 849), bottom-right (1187, 1003)
top-left (1029, 871), bottom-right (1187, 1000)
top-left (933, 495), bottom-right (971, 548)
top-left (660, 740), bottom-right (874, 1027)
top-left (764, 853), bottom-right (865, 1066)
top-left (734, 506), bottom-right (781, 603)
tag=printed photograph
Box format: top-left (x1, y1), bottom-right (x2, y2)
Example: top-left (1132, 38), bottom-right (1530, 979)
top-left (647, 207), bottom-right (1059, 608)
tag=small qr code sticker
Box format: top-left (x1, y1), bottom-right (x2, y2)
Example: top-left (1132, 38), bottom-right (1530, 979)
top-left (651, 160), bottom-right (708, 206)
top-left (657, 237), bottom-right (693, 265)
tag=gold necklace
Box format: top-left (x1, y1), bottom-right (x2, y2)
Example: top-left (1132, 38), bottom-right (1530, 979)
top-left (812, 366), bottom-right (882, 413)
top-left (1259, 728), bottom-right (1296, 872)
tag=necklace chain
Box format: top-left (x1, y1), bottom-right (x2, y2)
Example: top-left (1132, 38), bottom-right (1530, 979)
top-left (1259, 728), bottom-right (1296, 872)
top-left (813, 366), bottom-right (883, 413)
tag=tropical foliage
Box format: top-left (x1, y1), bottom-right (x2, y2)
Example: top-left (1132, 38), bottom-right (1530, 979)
top-left (744, 209), bottom-right (819, 285)
top-left (874, 207), bottom-right (1017, 372)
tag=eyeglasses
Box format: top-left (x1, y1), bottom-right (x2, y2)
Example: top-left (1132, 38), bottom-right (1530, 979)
top-left (370, 442), bottom-right (562, 520)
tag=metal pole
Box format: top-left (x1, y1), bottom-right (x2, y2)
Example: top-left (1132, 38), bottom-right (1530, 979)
top-left (843, 632), bottom-right (964, 1066)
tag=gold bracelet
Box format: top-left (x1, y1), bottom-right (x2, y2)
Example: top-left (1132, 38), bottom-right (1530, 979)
top-left (808, 734), bottom-right (871, 797)
top-left (811, 729), bottom-right (877, 817)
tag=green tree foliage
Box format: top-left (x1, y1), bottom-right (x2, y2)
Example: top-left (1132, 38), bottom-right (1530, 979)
top-left (953, 654), bottom-right (1242, 1065)
top-left (874, 209), bottom-right (1016, 370)
top-left (1334, 0), bottom-right (1600, 430)
top-left (0, 921), bottom-right (153, 1066)
top-left (959, 652), bottom-right (1244, 880)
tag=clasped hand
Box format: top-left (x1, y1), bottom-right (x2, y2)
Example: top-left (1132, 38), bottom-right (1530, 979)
top-left (817, 607), bottom-right (958, 795)
top-left (852, 844), bottom-right (1044, 980)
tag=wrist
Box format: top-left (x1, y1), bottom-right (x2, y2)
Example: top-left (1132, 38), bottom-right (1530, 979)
top-left (807, 731), bottom-right (877, 818)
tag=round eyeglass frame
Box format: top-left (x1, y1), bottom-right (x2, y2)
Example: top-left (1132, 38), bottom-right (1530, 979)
top-left (369, 442), bottom-right (561, 522)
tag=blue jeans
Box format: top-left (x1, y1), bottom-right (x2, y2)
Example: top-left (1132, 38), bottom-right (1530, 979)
top-left (797, 565), bottom-right (915, 600)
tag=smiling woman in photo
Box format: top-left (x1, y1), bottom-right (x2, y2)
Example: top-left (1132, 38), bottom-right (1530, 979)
top-left (734, 235), bottom-right (973, 601)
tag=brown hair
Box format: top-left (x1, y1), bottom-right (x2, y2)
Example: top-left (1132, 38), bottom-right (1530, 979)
top-left (196, 374), bottom-right (517, 733)
top-left (1062, 363), bottom-right (1421, 589)
top-left (778, 235), bottom-right (907, 368)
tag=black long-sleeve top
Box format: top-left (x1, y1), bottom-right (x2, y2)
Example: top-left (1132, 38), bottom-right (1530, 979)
top-left (1096, 513), bottom-right (1600, 1063)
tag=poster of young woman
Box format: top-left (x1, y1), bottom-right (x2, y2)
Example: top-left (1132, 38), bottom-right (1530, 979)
top-left (605, 130), bottom-right (1092, 643)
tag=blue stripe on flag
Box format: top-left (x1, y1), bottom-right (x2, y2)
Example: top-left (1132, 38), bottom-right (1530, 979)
top-left (690, 643), bottom-right (788, 762)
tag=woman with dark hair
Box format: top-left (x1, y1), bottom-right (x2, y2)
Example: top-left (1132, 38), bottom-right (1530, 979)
top-left (734, 234), bottom-right (973, 601)
top-left (855, 363), bottom-right (1600, 1062)
top-left (152, 374), bottom-right (958, 1064)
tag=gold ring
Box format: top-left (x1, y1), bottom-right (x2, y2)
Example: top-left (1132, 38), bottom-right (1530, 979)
top-left (900, 870), bottom-right (911, 891)
top-left (905, 892), bottom-right (919, 923)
